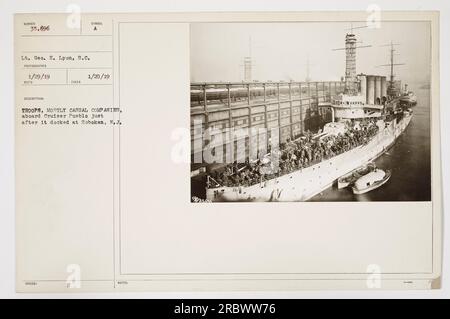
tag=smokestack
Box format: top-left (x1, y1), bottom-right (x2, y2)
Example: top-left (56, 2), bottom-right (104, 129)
top-left (359, 74), bottom-right (367, 101)
top-left (367, 76), bottom-right (375, 105)
top-left (375, 77), bottom-right (382, 104)
top-left (381, 77), bottom-right (387, 98)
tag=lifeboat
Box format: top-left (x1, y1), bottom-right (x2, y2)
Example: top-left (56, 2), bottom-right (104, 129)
top-left (337, 162), bottom-right (376, 189)
top-left (352, 169), bottom-right (391, 195)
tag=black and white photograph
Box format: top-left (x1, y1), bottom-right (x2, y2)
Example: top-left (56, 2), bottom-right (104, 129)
top-left (4, 4), bottom-right (446, 298)
top-left (190, 21), bottom-right (432, 202)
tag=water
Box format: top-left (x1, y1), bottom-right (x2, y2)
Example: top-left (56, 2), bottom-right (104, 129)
top-left (310, 87), bottom-right (431, 202)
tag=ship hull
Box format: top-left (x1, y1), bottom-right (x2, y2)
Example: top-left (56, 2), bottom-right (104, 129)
top-left (207, 113), bottom-right (412, 202)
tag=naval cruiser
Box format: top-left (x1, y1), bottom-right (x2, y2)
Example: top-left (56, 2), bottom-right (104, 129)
top-left (205, 33), bottom-right (413, 202)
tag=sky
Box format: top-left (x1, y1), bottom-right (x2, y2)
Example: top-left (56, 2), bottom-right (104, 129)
top-left (190, 21), bottom-right (431, 86)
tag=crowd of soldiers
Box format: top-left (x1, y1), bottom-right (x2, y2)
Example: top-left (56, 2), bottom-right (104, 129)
top-left (208, 120), bottom-right (380, 188)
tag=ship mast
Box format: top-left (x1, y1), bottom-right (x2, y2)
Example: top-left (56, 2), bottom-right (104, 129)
top-left (333, 24), bottom-right (371, 96)
top-left (344, 33), bottom-right (358, 95)
top-left (378, 41), bottom-right (405, 98)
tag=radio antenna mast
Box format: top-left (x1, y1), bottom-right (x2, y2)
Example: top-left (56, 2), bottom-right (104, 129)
top-left (377, 41), bottom-right (405, 97)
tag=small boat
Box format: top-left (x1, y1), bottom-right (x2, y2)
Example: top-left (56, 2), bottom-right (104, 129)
top-left (337, 162), bottom-right (376, 189)
top-left (352, 169), bottom-right (391, 195)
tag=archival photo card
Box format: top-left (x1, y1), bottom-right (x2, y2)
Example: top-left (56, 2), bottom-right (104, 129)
top-left (190, 22), bottom-right (432, 203)
top-left (15, 11), bottom-right (442, 292)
